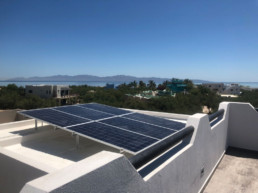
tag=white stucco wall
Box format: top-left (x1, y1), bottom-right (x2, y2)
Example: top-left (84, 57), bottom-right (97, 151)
top-left (146, 102), bottom-right (229, 193)
top-left (0, 110), bottom-right (17, 123)
top-left (20, 151), bottom-right (147, 193)
top-left (0, 110), bottom-right (28, 124)
top-left (227, 102), bottom-right (258, 151)
top-left (0, 147), bottom-right (49, 193)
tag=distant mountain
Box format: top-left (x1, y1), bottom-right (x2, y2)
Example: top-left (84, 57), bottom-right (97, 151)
top-left (5, 75), bottom-right (211, 84)
top-left (6, 75), bottom-right (169, 83)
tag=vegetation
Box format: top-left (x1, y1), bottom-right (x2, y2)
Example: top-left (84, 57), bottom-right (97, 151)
top-left (222, 90), bottom-right (258, 107)
top-left (71, 80), bottom-right (222, 114)
top-left (1, 80), bottom-right (258, 115)
top-left (0, 84), bottom-right (57, 109)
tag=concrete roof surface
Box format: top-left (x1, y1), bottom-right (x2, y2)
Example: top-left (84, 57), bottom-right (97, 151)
top-left (204, 147), bottom-right (258, 193)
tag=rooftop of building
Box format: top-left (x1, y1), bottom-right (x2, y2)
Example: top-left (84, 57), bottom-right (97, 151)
top-left (0, 102), bottom-right (257, 193)
top-left (204, 147), bottom-right (258, 193)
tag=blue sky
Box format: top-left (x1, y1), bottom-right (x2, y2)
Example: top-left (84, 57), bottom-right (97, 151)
top-left (0, 0), bottom-right (258, 81)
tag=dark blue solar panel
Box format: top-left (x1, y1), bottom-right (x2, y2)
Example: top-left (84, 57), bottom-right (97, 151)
top-left (20, 103), bottom-right (186, 153)
top-left (79, 103), bottom-right (130, 115)
top-left (21, 109), bottom-right (90, 127)
top-left (54, 106), bottom-right (112, 120)
top-left (124, 113), bottom-right (186, 131)
top-left (101, 117), bottom-right (175, 139)
top-left (69, 122), bottom-right (158, 152)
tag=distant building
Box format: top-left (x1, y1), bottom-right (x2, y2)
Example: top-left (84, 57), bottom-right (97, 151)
top-left (202, 83), bottom-right (225, 93)
top-left (223, 84), bottom-right (241, 95)
top-left (25, 85), bottom-right (76, 105)
top-left (166, 79), bottom-right (187, 94)
top-left (128, 90), bottom-right (158, 100)
top-left (202, 83), bottom-right (241, 95)
top-left (157, 90), bottom-right (173, 96)
top-left (105, 83), bottom-right (115, 89)
top-left (25, 85), bottom-right (71, 99)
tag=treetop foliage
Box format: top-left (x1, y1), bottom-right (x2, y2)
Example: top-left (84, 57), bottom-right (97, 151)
top-left (1, 80), bottom-right (258, 115)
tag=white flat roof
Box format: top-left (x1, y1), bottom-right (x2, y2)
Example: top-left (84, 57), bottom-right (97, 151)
top-left (0, 110), bottom-right (186, 173)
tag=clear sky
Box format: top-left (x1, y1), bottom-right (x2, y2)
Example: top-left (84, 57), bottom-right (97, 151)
top-left (0, 0), bottom-right (258, 81)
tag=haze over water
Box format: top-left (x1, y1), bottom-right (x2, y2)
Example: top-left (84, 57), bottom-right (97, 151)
top-left (1, 81), bottom-right (258, 88)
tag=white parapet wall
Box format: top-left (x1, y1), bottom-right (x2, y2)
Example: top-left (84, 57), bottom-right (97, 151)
top-left (0, 110), bottom-right (29, 124)
top-left (0, 147), bottom-right (51, 193)
top-left (4, 102), bottom-right (258, 193)
top-left (20, 151), bottom-right (148, 193)
top-left (145, 102), bottom-right (230, 193)
top-left (227, 102), bottom-right (258, 151)
top-left (0, 119), bottom-right (35, 131)
top-left (0, 110), bottom-right (18, 124)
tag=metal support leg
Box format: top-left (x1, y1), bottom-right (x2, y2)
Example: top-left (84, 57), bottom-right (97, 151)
top-left (76, 135), bottom-right (79, 149)
top-left (35, 120), bottom-right (38, 131)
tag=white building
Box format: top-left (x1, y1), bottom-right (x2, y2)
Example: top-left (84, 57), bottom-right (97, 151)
top-left (202, 83), bottom-right (241, 95)
top-left (0, 102), bottom-right (258, 193)
top-left (222, 84), bottom-right (241, 95)
top-left (202, 83), bottom-right (225, 93)
top-left (25, 85), bottom-right (71, 99)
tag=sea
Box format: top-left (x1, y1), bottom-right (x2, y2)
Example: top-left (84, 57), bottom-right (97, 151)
top-left (0, 81), bottom-right (258, 88)
top-left (194, 82), bottom-right (258, 88)
top-left (0, 81), bottom-right (126, 87)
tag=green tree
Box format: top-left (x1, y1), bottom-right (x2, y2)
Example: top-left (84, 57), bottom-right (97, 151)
top-left (147, 80), bottom-right (156, 90)
top-left (183, 79), bottom-right (194, 91)
top-left (157, 84), bottom-right (166, 90)
top-left (128, 81), bottom-right (137, 88)
top-left (139, 80), bottom-right (146, 89)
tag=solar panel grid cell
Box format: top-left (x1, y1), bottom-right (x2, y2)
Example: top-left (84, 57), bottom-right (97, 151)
top-left (54, 106), bottom-right (112, 120)
top-left (21, 109), bottom-right (90, 127)
top-left (69, 122), bottom-right (158, 152)
top-left (124, 113), bottom-right (186, 131)
top-left (101, 117), bottom-right (175, 139)
top-left (79, 103), bottom-right (130, 115)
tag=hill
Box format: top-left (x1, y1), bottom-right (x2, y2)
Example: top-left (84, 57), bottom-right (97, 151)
top-left (5, 75), bottom-right (211, 84)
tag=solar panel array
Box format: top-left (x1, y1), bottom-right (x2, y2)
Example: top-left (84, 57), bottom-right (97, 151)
top-left (19, 103), bottom-right (186, 154)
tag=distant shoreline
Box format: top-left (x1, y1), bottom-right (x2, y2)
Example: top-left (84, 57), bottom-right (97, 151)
top-left (1, 81), bottom-right (258, 88)
top-left (0, 80), bottom-right (111, 82)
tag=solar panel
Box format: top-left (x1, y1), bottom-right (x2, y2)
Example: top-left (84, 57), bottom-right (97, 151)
top-left (20, 108), bottom-right (90, 127)
top-left (124, 113), bottom-right (186, 131)
top-left (19, 103), bottom-right (186, 154)
top-left (79, 103), bottom-right (130, 115)
top-left (54, 106), bottom-right (113, 120)
top-left (101, 117), bottom-right (175, 139)
top-left (68, 122), bottom-right (158, 153)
